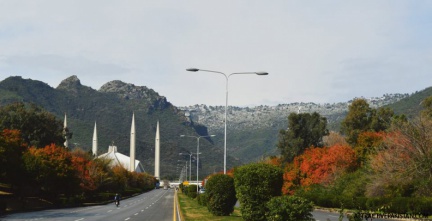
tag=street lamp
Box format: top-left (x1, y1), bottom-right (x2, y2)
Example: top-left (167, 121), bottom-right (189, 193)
top-left (177, 160), bottom-right (188, 181)
top-left (180, 152), bottom-right (192, 181)
top-left (186, 68), bottom-right (268, 174)
top-left (180, 152), bottom-right (201, 182)
top-left (180, 134), bottom-right (216, 193)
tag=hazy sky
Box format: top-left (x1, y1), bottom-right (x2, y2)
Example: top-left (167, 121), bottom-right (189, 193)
top-left (1, 1), bottom-right (431, 107)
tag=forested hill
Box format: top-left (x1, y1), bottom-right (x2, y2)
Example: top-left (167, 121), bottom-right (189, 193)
top-left (0, 75), bottom-right (234, 179)
top-left (180, 88), bottom-right (432, 163)
top-left (1, 75), bottom-right (430, 173)
top-left (386, 86), bottom-right (432, 118)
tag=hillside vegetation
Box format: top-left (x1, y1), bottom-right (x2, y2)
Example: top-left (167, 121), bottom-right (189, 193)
top-left (0, 76), bottom-right (239, 179)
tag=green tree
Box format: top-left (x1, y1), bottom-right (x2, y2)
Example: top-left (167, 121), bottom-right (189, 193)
top-left (0, 102), bottom-right (64, 148)
top-left (277, 112), bottom-right (328, 162)
top-left (370, 107), bottom-right (394, 132)
top-left (341, 99), bottom-right (394, 146)
top-left (234, 163), bottom-right (283, 221)
top-left (341, 99), bottom-right (372, 145)
top-left (205, 174), bottom-right (237, 216)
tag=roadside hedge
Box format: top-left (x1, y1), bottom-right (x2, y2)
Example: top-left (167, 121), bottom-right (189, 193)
top-left (234, 163), bottom-right (283, 221)
top-left (205, 174), bottom-right (237, 216)
top-left (187, 185), bottom-right (197, 199)
top-left (299, 190), bottom-right (432, 218)
top-left (266, 195), bottom-right (314, 221)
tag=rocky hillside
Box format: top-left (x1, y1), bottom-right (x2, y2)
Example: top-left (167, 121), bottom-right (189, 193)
top-left (179, 93), bottom-right (409, 162)
top-left (0, 75), bottom-right (234, 179)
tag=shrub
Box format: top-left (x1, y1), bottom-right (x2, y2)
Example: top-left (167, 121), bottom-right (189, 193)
top-left (234, 163), bottom-right (283, 221)
top-left (205, 174), bottom-right (237, 216)
top-left (197, 193), bottom-right (208, 206)
top-left (187, 185), bottom-right (197, 199)
top-left (266, 195), bottom-right (314, 221)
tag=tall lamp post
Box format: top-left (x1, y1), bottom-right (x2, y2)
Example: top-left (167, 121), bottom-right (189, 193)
top-left (180, 134), bottom-right (216, 193)
top-left (179, 152), bottom-right (192, 181)
top-left (186, 68), bottom-right (268, 174)
top-left (177, 160), bottom-right (188, 182)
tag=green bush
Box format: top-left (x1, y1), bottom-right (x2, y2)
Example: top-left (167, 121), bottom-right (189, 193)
top-left (197, 193), bottom-right (208, 206)
top-left (234, 163), bottom-right (283, 221)
top-left (266, 195), bottom-right (314, 221)
top-left (205, 174), bottom-right (237, 216)
top-left (187, 185), bottom-right (197, 199)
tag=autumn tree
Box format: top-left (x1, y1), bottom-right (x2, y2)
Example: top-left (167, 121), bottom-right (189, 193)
top-left (282, 145), bottom-right (357, 194)
top-left (368, 116), bottom-right (432, 197)
top-left (322, 131), bottom-right (348, 147)
top-left (0, 129), bottom-right (27, 187)
top-left (278, 112), bottom-right (328, 162)
top-left (71, 148), bottom-right (100, 192)
top-left (0, 102), bottom-right (64, 148)
top-left (23, 144), bottom-right (79, 198)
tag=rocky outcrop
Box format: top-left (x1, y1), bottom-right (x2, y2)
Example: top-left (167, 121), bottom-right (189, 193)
top-left (180, 94), bottom-right (409, 133)
top-left (99, 80), bottom-right (155, 99)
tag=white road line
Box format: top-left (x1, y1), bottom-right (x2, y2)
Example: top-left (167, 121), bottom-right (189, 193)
top-left (125, 218), bottom-right (130, 221)
top-left (108, 210), bottom-right (113, 212)
top-left (75, 218), bottom-right (84, 221)
top-left (134, 213), bottom-right (139, 215)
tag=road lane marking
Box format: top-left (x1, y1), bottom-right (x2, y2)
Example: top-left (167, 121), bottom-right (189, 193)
top-left (173, 190), bottom-right (176, 221)
top-left (75, 218), bottom-right (84, 221)
top-left (134, 213), bottom-right (139, 216)
top-left (108, 210), bottom-right (113, 212)
top-left (125, 218), bottom-right (130, 221)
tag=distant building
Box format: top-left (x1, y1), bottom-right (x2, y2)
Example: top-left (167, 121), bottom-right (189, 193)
top-left (98, 145), bottom-right (145, 173)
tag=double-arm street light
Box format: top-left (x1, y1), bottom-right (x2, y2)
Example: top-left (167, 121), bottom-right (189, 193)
top-left (180, 134), bottom-right (216, 193)
top-left (179, 152), bottom-right (192, 181)
top-left (180, 152), bottom-right (201, 182)
top-left (177, 160), bottom-right (188, 182)
top-left (186, 68), bottom-right (268, 174)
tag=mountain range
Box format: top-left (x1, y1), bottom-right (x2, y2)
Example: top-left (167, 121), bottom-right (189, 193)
top-left (1, 75), bottom-right (431, 178)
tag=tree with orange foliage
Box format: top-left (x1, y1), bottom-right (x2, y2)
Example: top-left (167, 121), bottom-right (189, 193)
top-left (0, 129), bottom-right (27, 187)
top-left (71, 148), bottom-right (98, 192)
top-left (282, 145), bottom-right (357, 195)
top-left (367, 115), bottom-right (432, 197)
top-left (23, 144), bottom-right (79, 197)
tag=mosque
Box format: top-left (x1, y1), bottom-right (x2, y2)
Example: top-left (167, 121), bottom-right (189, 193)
top-left (63, 113), bottom-right (161, 178)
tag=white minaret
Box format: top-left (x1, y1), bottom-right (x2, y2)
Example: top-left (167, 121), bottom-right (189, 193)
top-left (155, 121), bottom-right (160, 179)
top-left (92, 122), bottom-right (98, 157)
top-left (130, 113), bottom-right (136, 172)
top-left (63, 113), bottom-right (69, 148)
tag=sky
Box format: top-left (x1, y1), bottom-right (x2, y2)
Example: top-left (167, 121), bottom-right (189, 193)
top-left (0, 1), bottom-right (431, 107)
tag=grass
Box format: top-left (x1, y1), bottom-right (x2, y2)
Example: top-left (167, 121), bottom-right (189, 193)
top-left (177, 193), bottom-right (243, 221)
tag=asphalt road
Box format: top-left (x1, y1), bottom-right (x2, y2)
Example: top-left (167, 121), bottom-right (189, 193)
top-left (1, 189), bottom-right (176, 221)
